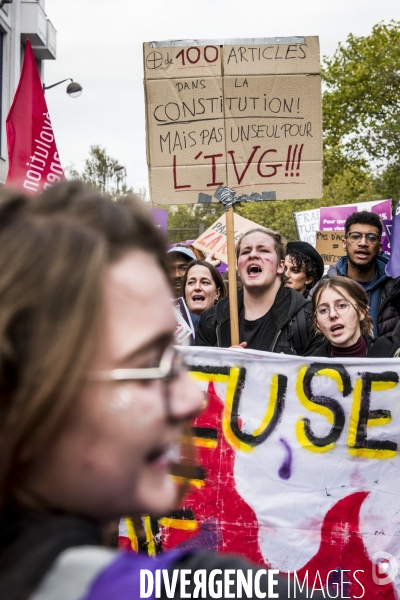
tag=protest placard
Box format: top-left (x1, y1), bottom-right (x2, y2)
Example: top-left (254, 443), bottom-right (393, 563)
top-left (319, 199), bottom-right (392, 232)
top-left (144, 37), bottom-right (323, 204)
top-left (192, 212), bottom-right (259, 264)
top-left (171, 297), bottom-right (194, 345)
top-left (293, 208), bottom-right (320, 245)
top-left (320, 199), bottom-right (392, 256)
top-left (120, 346), bottom-right (400, 600)
top-left (315, 230), bottom-right (345, 265)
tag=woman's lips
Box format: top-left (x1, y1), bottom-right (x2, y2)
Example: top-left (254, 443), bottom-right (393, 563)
top-left (146, 443), bottom-right (179, 469)
top-left (330, 324), bottom-right (344, 335)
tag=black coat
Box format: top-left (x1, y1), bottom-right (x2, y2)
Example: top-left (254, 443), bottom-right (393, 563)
top-left (305, 334), bottom-right (400, 358)
top-left (195, 286), bottom-right (314, 355)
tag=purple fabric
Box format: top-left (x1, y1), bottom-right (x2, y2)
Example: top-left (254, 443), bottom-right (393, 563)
top-left (151, 209), bottom-right (168, 235)
top-left (382, 220), bottom-right (393, 257)
top-left (319, 206), bottom-right (355, 231)
top-left (386, 201), bottom-right (400, 278)
top-left (372, 201), bottom-right (392, 256)
top-left (83, 550), bottom-right (186, 600)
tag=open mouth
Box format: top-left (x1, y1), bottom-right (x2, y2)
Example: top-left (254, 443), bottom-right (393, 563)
top-left (354, 251), bottom-right (370, 259)
top-left (146, 443), bottom-right (179, 468)
top-left (330, 324), bottom-right (344, 333)
top-left (192, 295), bottom-right (205, 302)
top-left (247, 264), bottom-right (262, 275)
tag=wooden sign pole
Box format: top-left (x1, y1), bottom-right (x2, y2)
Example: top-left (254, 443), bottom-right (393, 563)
top-left (226, 206), bottom-right (239, 346)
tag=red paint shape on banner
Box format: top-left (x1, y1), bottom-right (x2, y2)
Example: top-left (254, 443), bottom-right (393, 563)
top-left (161, 381), bottom-right (396, 599)
top-left (6, 40), bottom-right (65, 192)
top-left (297, 491), bottom-right (396, 599)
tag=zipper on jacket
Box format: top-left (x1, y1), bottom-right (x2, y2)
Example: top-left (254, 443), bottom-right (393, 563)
top-left (216, 325), bottom-right (222, 348)
top-left (269, 329), bottom-right (282, 352)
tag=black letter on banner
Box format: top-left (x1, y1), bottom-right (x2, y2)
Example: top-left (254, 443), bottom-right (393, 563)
top-left (354, 371), bottom-right (398, 453)
top-left (230, 371), bottom-right (287, 446)
top-left (302, 363), bottom-right (352, 448)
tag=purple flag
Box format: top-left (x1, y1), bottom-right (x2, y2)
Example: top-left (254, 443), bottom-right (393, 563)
top-left (386, 201), bottom-right (400, 277)
top-left (151, 208), bottom-right (168, 234)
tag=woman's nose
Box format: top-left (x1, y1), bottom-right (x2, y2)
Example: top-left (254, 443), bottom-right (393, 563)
top-left (167, 371), bottom-right (205, 422)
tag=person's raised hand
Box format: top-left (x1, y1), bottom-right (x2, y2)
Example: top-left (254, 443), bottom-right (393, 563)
top-left (204, 253), bottom-right (221, 268)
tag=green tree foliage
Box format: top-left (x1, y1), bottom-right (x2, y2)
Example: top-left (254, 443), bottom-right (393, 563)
top-left (164, 204), bottom-right (225, 244)
top-left (322, 21), bottom-right (400, 166)
top-left (67, 145), bottom-right (133, 199)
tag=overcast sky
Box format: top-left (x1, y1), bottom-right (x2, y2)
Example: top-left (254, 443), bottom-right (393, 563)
top-left (44, 0), bottom-right (400, 193)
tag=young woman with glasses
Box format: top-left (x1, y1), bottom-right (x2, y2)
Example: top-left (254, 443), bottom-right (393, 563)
top-left (0, 182), bottom-right (317, 600)
top-left (307, 276), bottom-right (400, 358)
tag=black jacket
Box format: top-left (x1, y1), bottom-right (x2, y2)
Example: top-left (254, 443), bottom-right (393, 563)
top-left (305, 334), bottom-right (400, 358)
top-left (195, 286), bottom-right (314, 355)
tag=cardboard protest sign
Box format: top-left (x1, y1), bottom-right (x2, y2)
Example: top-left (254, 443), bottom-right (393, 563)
top-left (144, 37), bottom-right (323, 204)
top-left (293, 208), bottom-right (320, 246)
top-left (315, 230), bottom-right (345, 265)
top-left (192, 212), bottom-right (259, 264)
top-left (120, 346), bottom-right (400, 599)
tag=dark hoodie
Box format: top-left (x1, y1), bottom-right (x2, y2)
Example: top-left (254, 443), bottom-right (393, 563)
top-left (195, 285), bottom-right (313, 355)
top-left (309, 254), bottom-right (400, 338)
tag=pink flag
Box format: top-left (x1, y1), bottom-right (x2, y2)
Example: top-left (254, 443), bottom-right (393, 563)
top-left (6, 39), bottom-right (64, 192)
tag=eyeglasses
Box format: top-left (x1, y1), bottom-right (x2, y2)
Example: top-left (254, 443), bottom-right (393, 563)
top-left (345, 231), bottom-right (380, 244)
top-left (316, 300), bottom-right (353, 320)
top-left (89, 346), bottom-right (186, 416)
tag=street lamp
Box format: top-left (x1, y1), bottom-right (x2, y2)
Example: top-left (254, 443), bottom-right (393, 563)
top-left (113, 163), bottom-right (126, 193)
top-left (43, 78), bottom-right (83, 98)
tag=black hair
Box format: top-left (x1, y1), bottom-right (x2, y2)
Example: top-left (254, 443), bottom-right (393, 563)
top-left (344, 211), bottom-right (382, 237)
top-left (286, 250), bottom-right (319, 295)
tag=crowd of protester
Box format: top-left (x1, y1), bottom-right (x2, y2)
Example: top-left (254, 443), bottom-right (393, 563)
top-left (167, 210), bottom-right (400, 358)
top-left (0, 180), bottom-right (396, 600)
top-left (0, 182), bottom-right (323, 600)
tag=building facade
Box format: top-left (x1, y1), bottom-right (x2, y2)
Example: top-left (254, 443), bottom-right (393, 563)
top-left (0, 0), bottom-right (57, 183)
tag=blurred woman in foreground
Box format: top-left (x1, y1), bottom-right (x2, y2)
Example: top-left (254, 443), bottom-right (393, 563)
top-left (308, 276), bottom-right (400, 358)
top-left (0, 182), bottom-right (317, 600)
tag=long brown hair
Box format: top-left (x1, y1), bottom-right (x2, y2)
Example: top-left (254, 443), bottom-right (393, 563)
top-left (180, 260), bottom-right (225, 304)
top-left (0, 181), bottom-right (168, 510)
top-left (312, 276), bottom-right (373, 336)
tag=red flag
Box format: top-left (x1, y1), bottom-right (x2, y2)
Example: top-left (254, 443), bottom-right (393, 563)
top-left (6, 39), bottom-right (64, 192)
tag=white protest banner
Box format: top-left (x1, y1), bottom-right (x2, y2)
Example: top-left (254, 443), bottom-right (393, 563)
top-left (293, 207), bottom-right (320, 246)
top-left (192, 212), bottom-right (259, 264)
top-left (144, 37), bottom-right (323, 204)
top-left (121, 346), bottom-right (400, 599)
